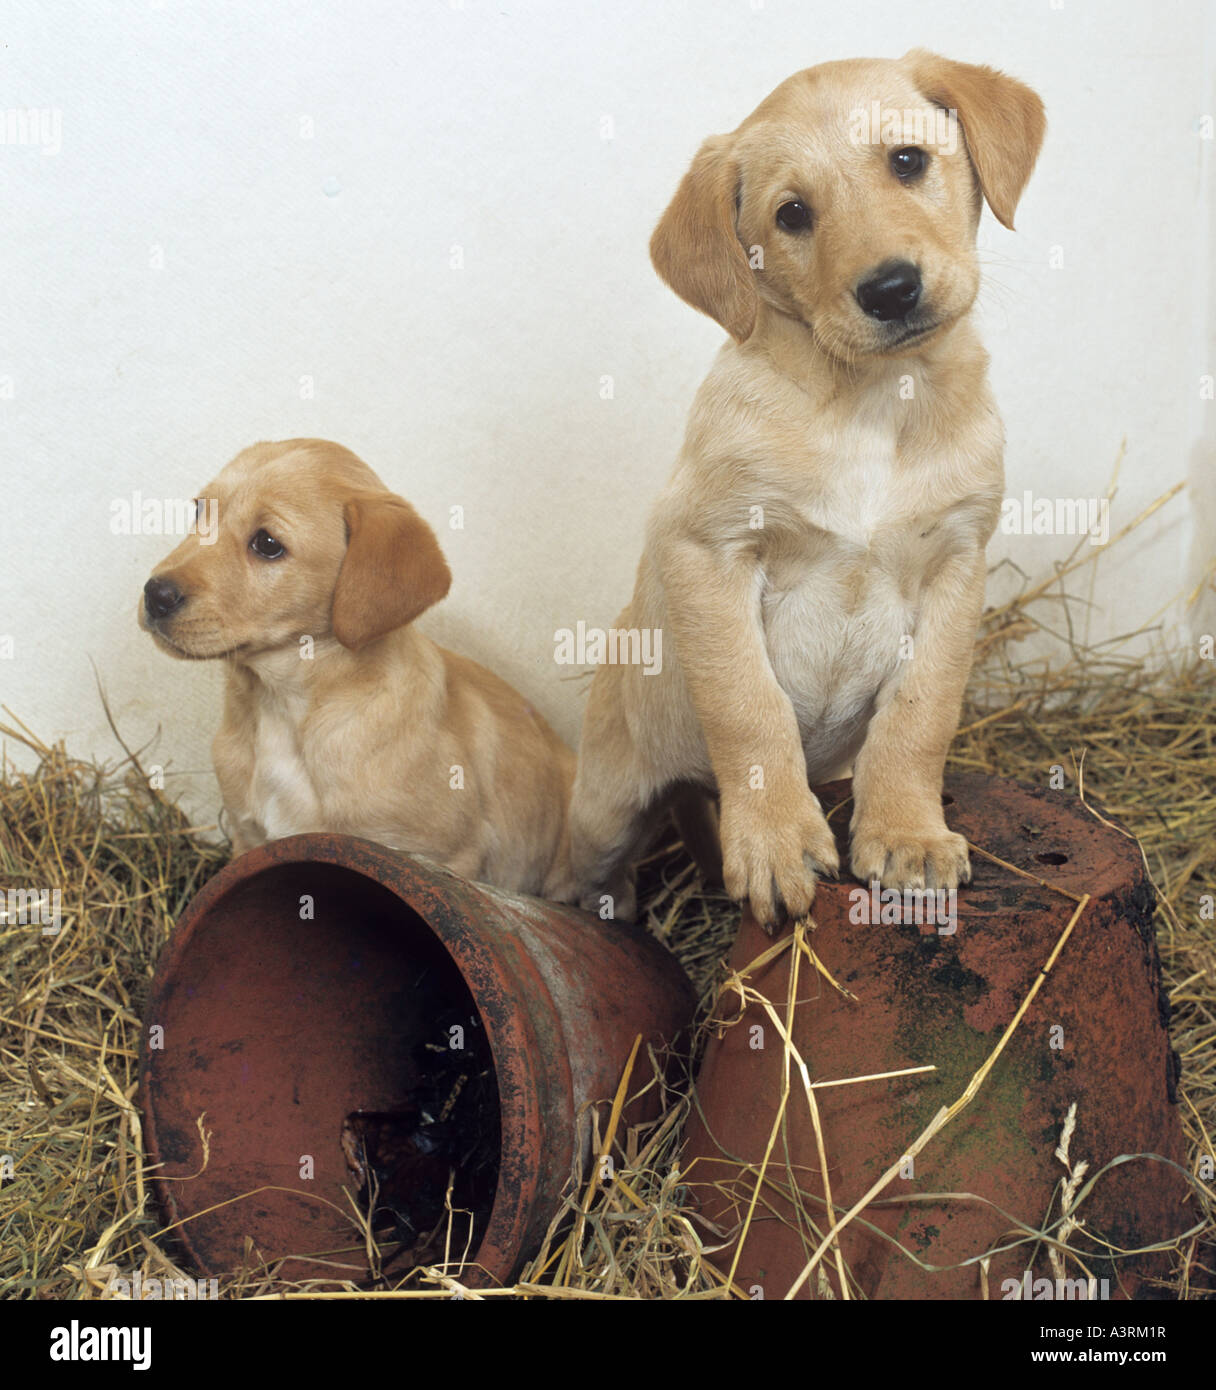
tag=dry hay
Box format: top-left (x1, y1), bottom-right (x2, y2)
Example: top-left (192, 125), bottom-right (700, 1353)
top-left (1, 485), bottom-right (1213, 1300)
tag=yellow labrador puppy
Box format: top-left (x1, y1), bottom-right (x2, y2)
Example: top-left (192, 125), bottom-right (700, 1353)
top-left (569, 51), bottom-right (1045, 927)
top-left (140, 438), bottom-right (574, 897)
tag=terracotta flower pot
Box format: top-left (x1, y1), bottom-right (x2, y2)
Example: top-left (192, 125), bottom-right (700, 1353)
top-left (681, 773), bottom-right (1195, 1300)
top-left (140, 834), bottom-right (694, 1286)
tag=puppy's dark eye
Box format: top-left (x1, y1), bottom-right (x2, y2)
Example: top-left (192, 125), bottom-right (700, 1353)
top-left (250, 529), bottom-right (286, 560)
top-left (891, 147), bottom-right (927, 180)
top-left (776, 200), bottom-right (812, 231)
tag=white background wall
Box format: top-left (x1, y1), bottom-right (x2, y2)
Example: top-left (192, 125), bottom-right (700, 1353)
top-left (1, 0), bottom-right (1213, 828)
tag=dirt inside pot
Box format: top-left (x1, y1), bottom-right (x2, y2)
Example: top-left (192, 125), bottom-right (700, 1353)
top-left (341, 938), bottom-right (501, 1273)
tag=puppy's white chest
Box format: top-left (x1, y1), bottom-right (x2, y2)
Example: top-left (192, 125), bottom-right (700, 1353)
top-left (762, 425), bottom-right (924, 773)
top-left (801, 414), bottom-right (905, 542)
top-left (248, 696), bottom-right (324, 840)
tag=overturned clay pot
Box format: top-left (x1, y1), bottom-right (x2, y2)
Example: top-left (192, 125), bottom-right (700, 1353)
top-left (681, 772), bottom-right (1196, 1300)
top-left (140, 834), bottom-right (695, 1286)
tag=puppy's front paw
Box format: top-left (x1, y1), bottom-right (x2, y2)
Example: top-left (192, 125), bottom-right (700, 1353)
top-left (850, 821), bottom-right (971, 891)
top-left (720, 786), bottom-right (840, 932)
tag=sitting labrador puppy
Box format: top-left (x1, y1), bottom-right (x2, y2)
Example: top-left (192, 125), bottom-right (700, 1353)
top-left (568, 51), bottom-right (1045, 927)
top-left (140, 438), bottom-right (574, 897)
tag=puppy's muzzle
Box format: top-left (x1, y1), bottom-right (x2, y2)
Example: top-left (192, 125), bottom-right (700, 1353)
top-left (144, 576), bottom-right (186, 622)
top-left (855, 260), bottom-right (923, 323)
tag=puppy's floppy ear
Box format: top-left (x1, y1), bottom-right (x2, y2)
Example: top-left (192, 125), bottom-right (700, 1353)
top-left (905, 49), bottom-right (1045, 230)
top-left (650, 133), bottom-right (757, 343)
top-left (331, 492), bottom-right (452, 651)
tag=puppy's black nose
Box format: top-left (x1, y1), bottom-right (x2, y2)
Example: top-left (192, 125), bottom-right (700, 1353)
top-left (143, 577), bottom-right (185, 621)
top-left (855, 260), bottom-right (922, 322)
